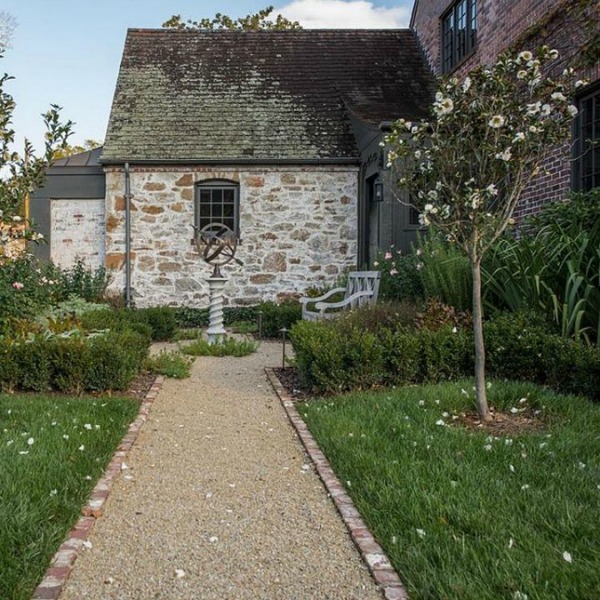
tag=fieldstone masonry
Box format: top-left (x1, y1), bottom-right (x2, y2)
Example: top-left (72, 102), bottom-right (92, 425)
top-left (104, 166), bottom-right (358, 307)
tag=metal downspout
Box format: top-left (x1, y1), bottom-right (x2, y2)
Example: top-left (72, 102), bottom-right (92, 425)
top-left (124, 162), bottom-right (132, 308)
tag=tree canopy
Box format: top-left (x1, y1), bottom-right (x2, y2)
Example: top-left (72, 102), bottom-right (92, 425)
top-left (163, 6), bottom-right (301, 31)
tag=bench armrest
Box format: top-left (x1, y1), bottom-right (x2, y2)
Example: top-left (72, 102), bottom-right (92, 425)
top-left (299, 287), bottom-right (346, 305)
top-left (315, 290), bottom-right (374, 313)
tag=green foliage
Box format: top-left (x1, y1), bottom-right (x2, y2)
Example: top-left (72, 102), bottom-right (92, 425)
top-left (144, 350), bottom-right (193, 379)
top-left (419, 234), bottom-right (472, 311)
top-left (373, 247), bottom-right (424, 303)
top-left (339, 301), bottom-right (420, 333)
top-left (80, 307), bottom-right (176, 342)
top-left (44, 259), bottom-right (110, 303)
top-left (290, 318), bottom-right (473, 395)
top-left (174, 306), bottom-right (209, 328)
top-left (0, 394), bottom-right (138, 600)
top-left (163, 5), bottom-right (301, 31)
top-left (257, 300), bottom-right (302, 338)
top-left (228, 320), bottom-right (258, 334)
top-left (180, 336), bottom-right (257, 357)
top-left (483, 190), bottom-right (600, 345)
top-left (0, 331), bottom-right (149, 394)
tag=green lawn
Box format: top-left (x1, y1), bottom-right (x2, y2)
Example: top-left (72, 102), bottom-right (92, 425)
top-left (0, 394), bottom-right (139, 600)
top-left (300, 380), bottom-right (600, 600)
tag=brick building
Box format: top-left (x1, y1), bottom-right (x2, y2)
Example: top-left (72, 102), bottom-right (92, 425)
top-left (411, 0), bottom-right (600, 217)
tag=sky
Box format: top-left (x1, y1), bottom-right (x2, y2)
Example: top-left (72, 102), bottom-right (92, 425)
top-left (1, 0), bottom-right (412, 154)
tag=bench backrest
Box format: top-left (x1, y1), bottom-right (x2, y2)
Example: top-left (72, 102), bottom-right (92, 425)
top-left (344, 271), bottom-right (381, 308)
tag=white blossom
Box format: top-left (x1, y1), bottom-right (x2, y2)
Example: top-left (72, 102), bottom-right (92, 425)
top-left (518, 51), bottom-right (533, 62)
top-left (488, 115), bottom-right (506, 128)
top-left (551, 92), bottom-right (567, 102)
top-left (567, 105), bottom-right (578, 117)
top-left (512, 132), bottom-right (525, 143)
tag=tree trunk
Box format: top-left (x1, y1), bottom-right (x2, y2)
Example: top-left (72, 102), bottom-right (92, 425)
top-left (471, 257), bottom-right (492, 421)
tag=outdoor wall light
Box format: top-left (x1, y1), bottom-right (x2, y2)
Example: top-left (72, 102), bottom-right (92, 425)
top-left (373, 178), bottom-right (384, 202)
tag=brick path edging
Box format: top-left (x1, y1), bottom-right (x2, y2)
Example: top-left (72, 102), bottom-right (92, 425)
top-left (32, 377), bottom-right (165, 600)
top-left (265, 368), bottom-right (409, 600)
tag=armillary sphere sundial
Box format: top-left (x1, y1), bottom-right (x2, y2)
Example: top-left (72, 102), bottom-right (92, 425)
top-left (193, 223), bottom-right (243, 344)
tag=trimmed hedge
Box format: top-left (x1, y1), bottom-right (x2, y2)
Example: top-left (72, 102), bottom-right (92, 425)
top-left (0, 331), bottom-right (150, 394)
top-left (290, 312), bottom-right (599, 400)
top-left (80, 307), bottom-right (176, 341)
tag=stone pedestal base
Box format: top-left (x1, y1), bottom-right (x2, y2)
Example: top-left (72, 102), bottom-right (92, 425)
top-left (206, 276), bottom-right (227, 345)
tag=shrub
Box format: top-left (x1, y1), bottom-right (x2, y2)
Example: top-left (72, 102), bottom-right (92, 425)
top-left (373, 247), bottom-right (424, 303)
top-left (340, 301), bottom-right (420, 333)
top-left (415, 298), bottom-right (472, 332)
top-left (135, 307), bottom-right (177, 341)
top-left (418, 234), bottom-right (472, 311)
top-left (257, 300), bottom-right (302, 338)
top-left (144, 350), bottom-right (193, 379)
top-left (0, 331), bottom-right (149, 393)
top-left (42, 258), bottom-right (110, 303)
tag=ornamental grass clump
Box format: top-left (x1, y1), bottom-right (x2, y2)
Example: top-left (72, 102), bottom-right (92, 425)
top-left (385, 46), bottom-right (582, 420)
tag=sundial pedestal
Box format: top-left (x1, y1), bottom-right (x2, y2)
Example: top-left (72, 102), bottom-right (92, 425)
top-left (206, 271), bottom-right (227, 345)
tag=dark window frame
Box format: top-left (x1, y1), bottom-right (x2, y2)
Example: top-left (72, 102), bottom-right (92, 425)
top-left (194, 179), bottom-right (240, 239)
top-left (441, 0), bottom-right (477, 74)
top-left (573, 83), bottom-right (600, 193)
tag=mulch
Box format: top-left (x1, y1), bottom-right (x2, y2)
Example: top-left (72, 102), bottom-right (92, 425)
top-left (272, 367), bottom-right (310, 401)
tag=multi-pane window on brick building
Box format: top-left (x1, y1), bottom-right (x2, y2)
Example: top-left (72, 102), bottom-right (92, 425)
top-left (574, 87), bottom-right (600, 192)
top-left (195, 180), bottom-right (239, 237)
top-left (441, 0), bottom-right (477, 74)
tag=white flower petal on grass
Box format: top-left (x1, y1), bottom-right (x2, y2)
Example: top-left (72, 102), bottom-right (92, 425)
top-left (84, 475), bottom-right (92, 480)
top-left (78, 445), bottom-right (85, 452)
top-left (509, 464), bottom-right (515, 473)
top-left (391, 535), bottom-right (397, 544)
top-left (175, 569), bottom-right (186, 578)
top-left (6, 440), bottom-right (13, 446)
top-left (484, 444), bottom-right (492, 451)
top-left (563, 551), bottom-right (573, 563)
top-left (63, 434), bottom-right (69, 440)
top-left (416, 528), bottom-right (426, 538)
top-left (508, 538), bottom-right (514, 548)
top-left (27, 437), bottom-right (34, 446)
top-left (578, 462), bottom-right (586, 469)
top-left (435, 420), bottom-right (446, 426)
top-left (84, 424), bottom-right (92, 430)
top-left (50, 489), bottom-right (58, 496)
top-left (418, 400), bottom-right (425, 407)
top-left (19, 451), bottom-right (29, 455)
top-left (521, 484), bottom-right (530, 490)
top-left (513, 592), bottom-right (528, 600)
top-left (461, 388), bottom-right (469, 397)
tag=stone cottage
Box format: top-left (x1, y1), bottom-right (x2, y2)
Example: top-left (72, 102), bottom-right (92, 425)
top-left (33, 29), bottom-right (434, 307)
top-left (410, 0), bottom-right (600, 218)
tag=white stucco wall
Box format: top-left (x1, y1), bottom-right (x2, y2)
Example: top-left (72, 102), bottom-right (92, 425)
top-left (50, 199), bottom-right (106, 270)
top-left (104, 166), bottom-right (358, 307)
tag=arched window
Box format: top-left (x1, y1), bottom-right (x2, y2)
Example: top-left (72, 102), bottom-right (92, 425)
top-left (194, 179), bottom-right (239, 237)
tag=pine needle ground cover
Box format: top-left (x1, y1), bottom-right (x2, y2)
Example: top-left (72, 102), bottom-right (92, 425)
top-left (0, 394), bottom-right (139, 600)
top-left (300, 381), bottom-right (600, 600)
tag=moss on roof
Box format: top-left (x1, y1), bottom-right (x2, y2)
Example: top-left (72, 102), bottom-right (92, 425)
top-left (102, 29), bottom-right (435, 162)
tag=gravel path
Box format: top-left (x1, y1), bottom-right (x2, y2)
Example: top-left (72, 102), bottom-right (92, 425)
top-left (60, 341), bottom-right (382, 599)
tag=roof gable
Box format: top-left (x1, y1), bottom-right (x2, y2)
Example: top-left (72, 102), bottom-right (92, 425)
top-left (102, 29), bottom-right (434, 163)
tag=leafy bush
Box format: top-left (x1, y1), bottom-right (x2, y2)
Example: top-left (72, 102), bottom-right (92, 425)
top-left (338, 301), bottom-right (420, 333)
top-left (415, 298), bottom-right (472, 332)
top-left (291, 319), bottom-right (472, 394)
top-left (144, 350), bottom-right (193, 379)
top-left (257, 300), bottom-right (302, 338)
top-left (0, 331), bottom-right (149, 393)
top-left (44, 259), bottom-right (110, 303)
top-left (419, 234), bottom-right (472, 311)
top-left (180, 336), bottom-right (257, 357)
top-left (80, 307), bottom-right (175, 341)
top-left (484, 189), bottom-right (600, 345)
top-left (373, 247), bottom-right (424, 303)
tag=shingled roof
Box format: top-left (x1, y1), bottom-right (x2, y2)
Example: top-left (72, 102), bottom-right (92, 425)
top-left (101, 29), bottom-right (435, 163)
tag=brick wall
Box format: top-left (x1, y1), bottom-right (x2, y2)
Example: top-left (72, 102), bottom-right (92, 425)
top-left (412, 0), bottom-right (600, 218)
top-left (50, 199), bottom-right (105, 270)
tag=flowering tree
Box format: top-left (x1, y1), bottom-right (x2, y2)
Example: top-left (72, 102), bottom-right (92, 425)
top-left (385, 47), bottom-right (581, 420)
top-left (0, 57), bottom-right (73, 261)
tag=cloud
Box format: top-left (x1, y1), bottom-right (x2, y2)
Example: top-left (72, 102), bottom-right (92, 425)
top-left (276, 0), bottom-right (412, 29)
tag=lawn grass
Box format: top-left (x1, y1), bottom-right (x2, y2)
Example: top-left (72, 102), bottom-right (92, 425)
top-left (300, 380), bottom-right (600, 600)
top-left (0, 394), bottom-right (139, 600)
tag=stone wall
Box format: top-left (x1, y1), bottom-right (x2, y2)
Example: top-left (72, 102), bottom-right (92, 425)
top-left (104, 166), bottom-right (358, 307)
top-left (50, 199), bottom-right (105, 270)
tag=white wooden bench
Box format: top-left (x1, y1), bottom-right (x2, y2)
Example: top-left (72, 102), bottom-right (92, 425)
top-left (300, 271), bottom-right (381, 321)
